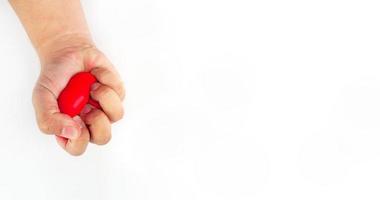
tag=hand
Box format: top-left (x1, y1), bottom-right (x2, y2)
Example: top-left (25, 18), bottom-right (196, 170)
top-left (33, 37), bottom-right (125, 156)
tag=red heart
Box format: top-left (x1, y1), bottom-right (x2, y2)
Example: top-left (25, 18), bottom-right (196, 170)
top-left (58, 72), bottom-right (100, 117)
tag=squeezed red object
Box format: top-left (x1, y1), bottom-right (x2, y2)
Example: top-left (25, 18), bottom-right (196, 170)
top-left (58, 72), bottom-right (100, 117)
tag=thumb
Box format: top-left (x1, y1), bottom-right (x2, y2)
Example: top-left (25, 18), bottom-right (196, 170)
top-left (37, 112), bottom-right (82, 139)
top-left (33, 84), bottom-right (82, 139)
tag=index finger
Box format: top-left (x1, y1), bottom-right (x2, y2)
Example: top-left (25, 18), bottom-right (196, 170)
top-left (91, 67), bottom-right (125, 100)
top-left (84, 50), bottom-right (125, 100)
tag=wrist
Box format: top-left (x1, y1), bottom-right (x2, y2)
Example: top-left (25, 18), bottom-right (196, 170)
top-left (37, 32), bottom-right (94, 64)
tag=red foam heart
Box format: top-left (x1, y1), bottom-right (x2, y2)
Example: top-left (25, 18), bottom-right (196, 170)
top-left (58, 72), bottom-right (100, 117)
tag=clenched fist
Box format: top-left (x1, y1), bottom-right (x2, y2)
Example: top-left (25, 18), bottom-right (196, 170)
top-left (33, 38), bottom-right (125, 155)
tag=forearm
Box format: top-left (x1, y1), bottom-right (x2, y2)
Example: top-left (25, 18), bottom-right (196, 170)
top-left (9, 0), bottom-right (93, 58)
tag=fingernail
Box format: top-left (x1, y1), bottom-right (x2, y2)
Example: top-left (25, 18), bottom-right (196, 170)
top-left (61, 126), bottom-right (79, 139)
top-left (55, 135), bottom-right (67, 149)
top-left (81, 104), bottom-right (92, 115)
top-left (73, 116), bottom-right (85, 129)
top-left (91, 83), bottom-right (101, 91)
top-left (90, 68), bottom-right (99, 74)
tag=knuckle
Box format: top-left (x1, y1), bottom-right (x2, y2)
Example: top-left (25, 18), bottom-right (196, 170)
top-left (85, 109), bottom-right (103, 123)
top-left (95, 86), bottom-right (112, 99)
top-left (111, 107), bottom-right (124, 122)
top-left (94, 68), bottom-right (112, 82)
top-left (38, 123), bottom-right (49, 134)
top-left (116, 81), bottom-right (126, 100)
top-left (37, 116), bottom-right (53, 134)
top-left (91, 67), bottom-right (104, 76)
top-left (102, 70), bottom-right (114, 82)
top-left (69, 149), bottom-right (86, 156)
top-left (93, 133), bottom-right (112, 145)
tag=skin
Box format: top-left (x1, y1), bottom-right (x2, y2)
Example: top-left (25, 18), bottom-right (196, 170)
top-left (9, 0), bottom-right (125, 156)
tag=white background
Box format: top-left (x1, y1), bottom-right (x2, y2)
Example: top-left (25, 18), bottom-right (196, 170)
top-left (1, 0), bottom-right (380, 199)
